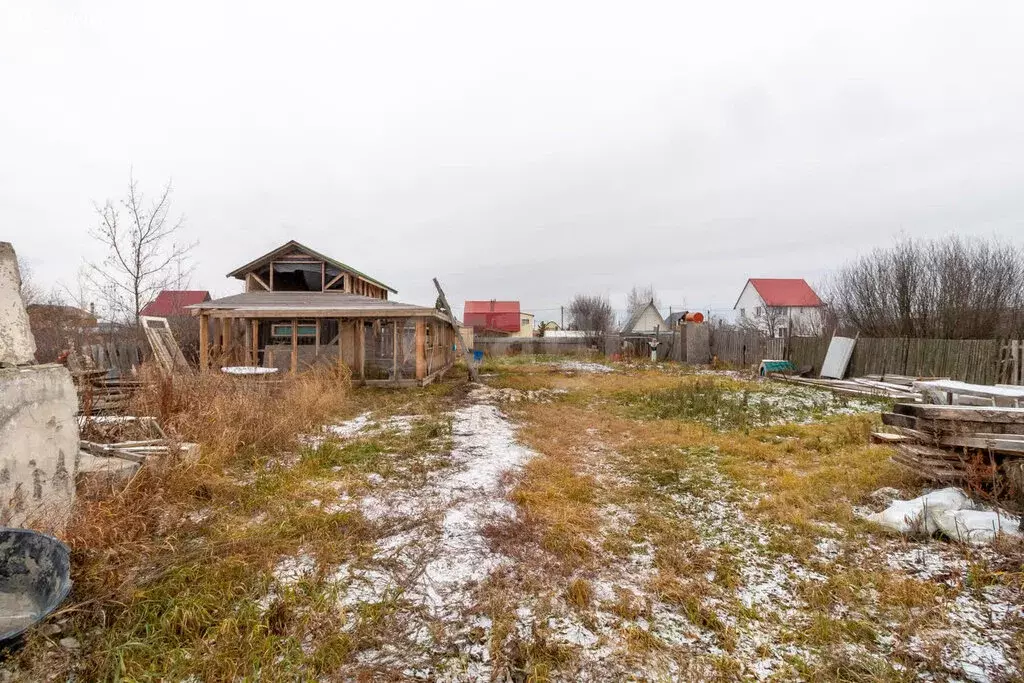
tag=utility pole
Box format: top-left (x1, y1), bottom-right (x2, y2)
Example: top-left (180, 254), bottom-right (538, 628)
top-left (560, 305), bottom-right (564, 330)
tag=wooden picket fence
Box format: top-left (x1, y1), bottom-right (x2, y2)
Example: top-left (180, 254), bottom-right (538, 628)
top-left (786, 336), bottom-right (1020, 385)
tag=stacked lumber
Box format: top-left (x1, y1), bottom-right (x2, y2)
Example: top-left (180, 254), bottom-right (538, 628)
top-left (70, 370), bottom-right (142, 415)
top-left (77, 416), bottom-right (198, 487)
top-left (774, 375), bottom-right (922, 401)
top-left (876, 403), bottom-right (1024, 483)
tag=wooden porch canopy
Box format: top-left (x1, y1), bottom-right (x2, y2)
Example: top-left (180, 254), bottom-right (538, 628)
top-left (188, 292), bottom-right (456, 386)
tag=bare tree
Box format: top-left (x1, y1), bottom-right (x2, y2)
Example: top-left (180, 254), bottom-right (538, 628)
top-left (86, 172), bottom-right (196, 324)
top-left (828, 236), bottom-right (1024, 339)
top-left (567, 294), bottom-right (614, 332)
top-left (625, 285), bottom-right (661, 320)
top-left (17, 257), bottom-right (42, 307)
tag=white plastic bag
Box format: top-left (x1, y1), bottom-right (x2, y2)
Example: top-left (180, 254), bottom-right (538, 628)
top-left (935, 509), bottom-right (1022, 546)
top-left (865, 487), bottom-right (973, 536)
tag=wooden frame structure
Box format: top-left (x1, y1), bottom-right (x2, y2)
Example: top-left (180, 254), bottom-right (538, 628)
top-left (190, 242), bottom-right (456, 386)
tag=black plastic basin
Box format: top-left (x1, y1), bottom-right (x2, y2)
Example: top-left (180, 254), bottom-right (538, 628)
top-left (0, 528), bottom-right (72, 643)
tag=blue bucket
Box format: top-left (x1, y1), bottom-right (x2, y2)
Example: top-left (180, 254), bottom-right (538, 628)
top-left (472, 350), bottom-right (484, 362)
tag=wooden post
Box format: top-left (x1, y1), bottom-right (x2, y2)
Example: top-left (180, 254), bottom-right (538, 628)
top-left (338, 318), bottom-right (344, 371)
top-left (315, 319), bottom-right (321, 357)
top-left (223, 317), bottom-right (232, 365)
top-left (392, 321), bottom-right (399, 379)
top-left (355, 321), bottom-right (365, 380)
top-left (199, 313), bottom-right (209, 372)
top-left (290, 317), bottom-right (298, 375)
top-left (269, 263), bottom-right (274, 290)
top-left (415, 318), bottom-right (426, 380)
top-left (251, 319), bottom-right (259, 367)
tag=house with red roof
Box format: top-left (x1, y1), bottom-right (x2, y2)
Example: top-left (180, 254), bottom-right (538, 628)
top-left (733, 278), bottom-right (823, 337)
top-left (140, 290), bottom-right (212, 318)
top-left (463, 300), bottom-right (534, 337)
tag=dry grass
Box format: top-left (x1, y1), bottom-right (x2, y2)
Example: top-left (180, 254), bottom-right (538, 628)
top-left (10, 365), bottom-right (363, 681)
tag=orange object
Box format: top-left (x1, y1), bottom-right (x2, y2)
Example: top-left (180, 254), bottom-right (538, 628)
top-left (684, 312), bottom-right (705, 323)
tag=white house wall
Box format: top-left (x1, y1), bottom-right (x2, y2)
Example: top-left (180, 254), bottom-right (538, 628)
top-left (628, 306), bottom-right (667, 334)
top-left (733, 283), bottom-right (822, 336)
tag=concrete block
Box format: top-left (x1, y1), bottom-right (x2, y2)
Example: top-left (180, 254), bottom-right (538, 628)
top-left (0, 364), bottom-right (78, 531)
top-left (683, 324), bottom-right (711, 365)
top-left (0, 242), bottom-right (37, 367)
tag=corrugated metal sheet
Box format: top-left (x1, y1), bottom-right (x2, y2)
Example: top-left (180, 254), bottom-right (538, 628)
top-left (463, 300), bottom-right (521, 333)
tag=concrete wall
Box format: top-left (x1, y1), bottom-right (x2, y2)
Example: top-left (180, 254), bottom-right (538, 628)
top-left (0, 242), bottom-right (36, 366)
top-left (0, 365), bottom-right (78, 531)
top-left (0, 242), bottom-right (79, 532)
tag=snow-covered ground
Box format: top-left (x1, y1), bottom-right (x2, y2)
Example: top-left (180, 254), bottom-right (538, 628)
top-left (261, 371), bottom-right (1022, 681)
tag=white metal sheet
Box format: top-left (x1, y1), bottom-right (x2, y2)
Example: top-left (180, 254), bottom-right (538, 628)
top-left (820, 336), bottom-right (857, 379)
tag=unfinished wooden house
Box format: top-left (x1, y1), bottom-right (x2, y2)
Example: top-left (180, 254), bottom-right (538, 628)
top-left (189, 240), bottom-right (456, 385)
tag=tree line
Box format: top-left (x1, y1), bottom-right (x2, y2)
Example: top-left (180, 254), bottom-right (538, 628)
top-left (563, 236), bottom-right (1024, 339)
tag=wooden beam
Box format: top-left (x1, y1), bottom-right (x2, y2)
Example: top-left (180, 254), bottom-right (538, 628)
top-left (269, 262), bottom-right (274, 290)
top-left (248, 272), bottom-right (270, 291)
top-left (392, 322), bottom-right (399, 379)
top-left (433, 277), bottom-right (478, 381)
top-left (321, 261), bottom-right (326, 292)
top-left (338, 318), bottom-right (344, 371)
top-left (356, 321), bottom-right (365, 380)
top-left (202, 308), bottom-right (448, 320)
top-left (222, 317), bottom-right (231, 364)
top-left (199, 313), bottom-right (209, 372)
top-left (325, 272), bottom-right (344, 290)
top-left (415, 318), bottom-right (426, 380)
top-left (315, 319), bottom-right (321, 356)
top-left (291, 317), bottom-right (298, 375)
top-left (251, 319), bottom-right (259, 367)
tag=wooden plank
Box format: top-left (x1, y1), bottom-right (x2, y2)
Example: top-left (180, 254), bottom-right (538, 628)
top-left (900, 404), bottom-right (1024, 423)
top-left (315, 319), bottom-right (321, 355)
top-left (432, 277), bottom-right (479, 382)
top-left (199, 313), bottom-right (209, 371)
top-left (251, 319), bottom-right (259, 367)
top-left (415, 318), bottom-right (426, 380)
top-left (871, 432), bottom-right (911, 444)
top-left (881, 412), bottom-right (919, 430)
top-left (291, 317), bottom-right (298, 374)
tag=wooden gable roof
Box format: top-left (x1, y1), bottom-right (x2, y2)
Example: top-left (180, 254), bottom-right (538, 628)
top-left (226, 240), bottom-right (397, 293)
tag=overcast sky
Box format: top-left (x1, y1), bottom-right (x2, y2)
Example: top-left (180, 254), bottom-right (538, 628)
top-left (3, 1), bottom-right (1023, 323)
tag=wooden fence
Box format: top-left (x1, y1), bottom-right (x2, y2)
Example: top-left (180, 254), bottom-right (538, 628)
top-left (474, 327), bottom-right (1023, 385)
top-left (787, 336), bottom-right (1015, 385)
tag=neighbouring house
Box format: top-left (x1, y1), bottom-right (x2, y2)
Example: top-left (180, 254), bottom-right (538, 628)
top-left (511, 312), bottom-right (535, 338)
top-left (463, 300), bottom-right (522, 336)
top-left (539, 321), bottom-right (560, 332)
top-left (621, 300), bottom-right (667, 334)
top-left (733, 278), bottom-right (823, 337)
top-left (140, 290), bottom-right (212, 317)
top-left (188, 240), bottom-right (456, 385)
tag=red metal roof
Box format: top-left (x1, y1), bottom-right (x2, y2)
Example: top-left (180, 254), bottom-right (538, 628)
top-left (140, 290), bottom-right (212, 317)
top-left (747, 279), bottom-right (822, 307)
top-left (463, 300), bottom-right (521, 333)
